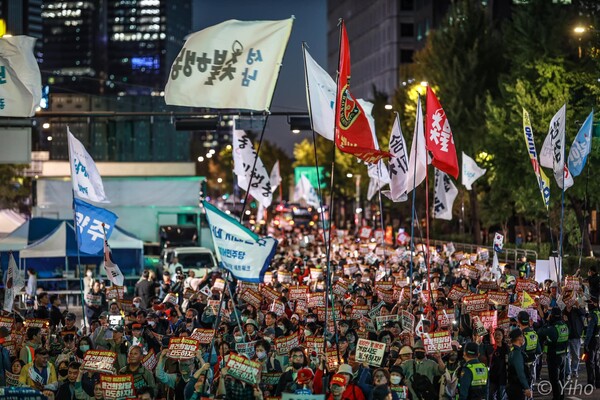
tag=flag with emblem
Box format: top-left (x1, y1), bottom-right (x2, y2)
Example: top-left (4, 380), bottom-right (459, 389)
top-left (3, 252), bottom-right (22, 312)
top-left (425, 87), bottom-right (459, 179)
top-left (334, 21), bottom-right (390, 163)
top-left (203, 201), bottom-right (278, 283)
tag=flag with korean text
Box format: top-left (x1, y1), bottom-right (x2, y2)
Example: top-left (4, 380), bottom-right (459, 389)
top-left (3, 253), bottom-right (22, 313)
top-left (433, 169), bottom-right (458, 220)
top-left (406, 96), bottom-right (427, 193)
top-left (568, 110), bottom-right (593, 177)
top-left (232, 129), bottom-right (273, 208)
top-left (0, 36), bottom-right (42, 117)
top-left (386, 114), bottom-right (409, 202)
top-left (73, 198), bottom-right (118, 255)
top-left (540, 104), bottom-right (573, 190)
top-left (68, 128), bottom-right (109, 203)
top-left (461, 152), bottom-right (486, 190)
top-left (204, 201), bottom-right (277, 283)
top-left (425, 87), bottom-right (459, 179)
top-left (367, 161), bottom-right (391, 201)
top-left (334, 21), bottom-right (390, 163)
top-left (104, 232), bottom-right (124, 287)
top-left (522, 109), bottom-right (550, 208)
top-left (165, 18), bottom-right (293, 111)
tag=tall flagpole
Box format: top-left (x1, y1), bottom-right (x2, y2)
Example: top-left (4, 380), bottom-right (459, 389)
top-left (376, 163), bottom-right (386, 249)
top-left (408, 96), bottom-right (422, 287)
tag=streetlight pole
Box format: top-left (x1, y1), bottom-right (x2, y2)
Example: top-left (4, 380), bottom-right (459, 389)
top-left (354, 174), bottom-right (361, 234)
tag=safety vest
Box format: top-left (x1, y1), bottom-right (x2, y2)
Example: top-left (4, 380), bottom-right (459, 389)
top-left (466, 362), bottom-right (488, 387)
top-left (524, 328), bottom-right (539, 353)
top-left (547, 322), bottom-right (569, 354)
top-left (594, 310), bottom-right (600, 327)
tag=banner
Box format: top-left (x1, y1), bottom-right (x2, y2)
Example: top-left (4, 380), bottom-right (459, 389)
top-left (3, 253), bottom-right (22, 313)
top-left (462, 152), bottom-right (486, 190)
top-left (462, 294), bottom-right (488, 313)
top-left (0, 36), bottom-right (42, 117)
top-left (433, 169), bottom-right (458, 220)
top-left (270, 160), bottom-right (282, 193)
top-left (73, 198), bottom-right (118, 255)
top-left (303, 47), bottom-right (335, 141)
top-left (232, 129), bottom-right (273, 207)
top-left (334, 21), bottom-right (390, 164)
top-left (425, 87), bottom-right (459, 178)
top-left (204, 201), bottom-right (277, 282)
top-left (166, 337), bottom-right (199, 360)
top-left (356, 338), bottom-right (385, 367)
top-left (236, 341), bottom-right (258, 359)
top-left (82, 350), bottom-right (117, 374)
top-left (226, 353), bottom-right (261, 385)
top-left (294, 175), bottom-right (320, 208)
top-left (386, 114), bottom-right (409, 202)
top-left (190, 329), bottom-right (215, 344)
top-left (422, 330), bottom-right (452, 354)
top-left (68, 128), bottom-right (109, 203)
top-left (522, 108), bottom-right (551, 208)
top-left (0, 387), bottom-right (46, 400)
top-left (262, 372), bottom-right (283, 386)
top-left (165, 18), bottom-right (293, 111)
top-left (100, 374), bottom-right (135, 400)
top-left (406, 96), bottom-right (427, 193)
top-left (275, 332), bottom-right (300, 356)
top-left (568, 110), bottom-right (593, 177)
top-left (540, 104), bottom-right (573, 189)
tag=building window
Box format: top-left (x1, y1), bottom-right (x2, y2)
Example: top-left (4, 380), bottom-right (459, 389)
top-left (400, 0), bottom-right (413, 11)
top-left (400, 23), bottom-right (414, 38)
top-left (400, 49), bottom-right (414, 63)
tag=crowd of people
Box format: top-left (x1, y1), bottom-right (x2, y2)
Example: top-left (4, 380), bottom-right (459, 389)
top-left (1, 225), bottom-right (600, 400)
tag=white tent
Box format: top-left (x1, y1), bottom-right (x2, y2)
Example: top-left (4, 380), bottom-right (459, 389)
top-left (0, 210), bottom-right (26, 238)
top-left (0, 220), bottom-right (29, 251)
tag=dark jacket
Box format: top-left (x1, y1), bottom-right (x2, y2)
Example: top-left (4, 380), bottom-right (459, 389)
top-left (565, 306), bottom-right (585, 339)
top-left (134, 279), bottom-right (155, 308)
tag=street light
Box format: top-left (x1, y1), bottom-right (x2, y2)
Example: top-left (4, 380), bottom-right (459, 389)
top-left (384, 104), bottom-right (393, 110)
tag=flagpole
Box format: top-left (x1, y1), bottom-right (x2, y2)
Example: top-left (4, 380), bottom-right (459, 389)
top-left (579, 150), bottom-right (591, 265)
top-left (376, 163), bottom-right (386, 249)
top-left (71, 194), bottom-right (88, 330)
top-left (408, 96), bottom-right (421, 288)
top-left (424, 162), bottom-right (432, 295)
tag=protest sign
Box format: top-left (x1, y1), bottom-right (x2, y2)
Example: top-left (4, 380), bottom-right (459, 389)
top-left (305, 336), bottom-right (324, 352)
top-left (226, 353), bottom-right (261, 385)
top-left (462, 294), bottom-right (488, 313)
top-left (260, 285), bottom-right (280, 301)
top-left (167, 337), bottom-right (199, 360)
top-left (85, 293), bottom-right (103, 307)
top-left (25, 319), bottom-right (50, 336)
top-left (0, 387), bottom-right (47, 400)
top-left (119, 299), bottom-right (134, 313)
top-left (461, 265), bottom-right (479, 279)
top-left (333, 280), bottom-right (349, 296)
top-left (376, 289), bottom-right (394, 304)
top-left (278, 270), bottom-right (292, 283)
top-left (162, 293), bottom-right (178, 305)
top-left (106, 286), bottom-right (125, 301)
top-left (0, 317), bottom-right (13, 330)
top-left (447, 285), bottom-right (469, 301)
top-left (375, 281), bottom-right (393, 291)
top-left (515, 279), bottom-right (538, 293)
top-left (213, 278), bottom-right (225, 291)
top-left (262, 372), bottom-right (283, 385)
top-left (477, 280), bottom-right (498, 291)
top-left (100, 374), bottom-right (135, 399)
top-left (565, 276), bottom-right (580, 291)
top-left (375, 314), bottom-right (399, 330)
top-left (359, 227), bottom-right (372, 239)
top-left (508, 304), bottom-right (523, 318)
top-left (497, 316), bottom-right (510, 333)
top-left (295, 299), bottom-right (308, 314)
top-left (282, 394), bottom-right (326, 400)
top-left (82, 350), bottom-right (117, 374)
top-left (368, 301), bottom-right (386, 319)
top-left (400, 310), bottom-right (415, 333)
top-left (326, 347), bottom-right (340, 370)
top-left (190, 328), bottom-right (215, 344)
top-left (539, 293), bottom-right (552, 307)
top-left (343, 264), bottom-right (359, 276)
top-left (478, 310), bottom-right (497, 332)
top-left (356, 338), bottom-right (386, 367)
top-left (472, 315), bottom-right (488, 336)
top-left (289, 286), bottom-right (309, 301)
top-left (270, 300), bottom-right (285, 315)
top-left (236, 341), bottom-right (258, 359)
top-left (436, 309), bottom-right (455, 329)
top-left (487, 290), bottom-right (509, 306)
top-left (310, 268), bottom-right (323, 280)
top-left (275, 332), bottom-right (300, 356)
top-left (5, 371), bottom-right (19, 386)
top-left (142, 349), bottom-right (158, 372)
top-left (240, 289), bottom-right (262, 309)
top-left (422, 330), bottom-right (452, 354)
top-left (351, 305), bottom-right (369, 319)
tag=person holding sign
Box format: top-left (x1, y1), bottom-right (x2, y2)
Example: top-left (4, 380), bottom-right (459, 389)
top-left (399, 341), bottom-right (445, 399)
top-left (74, 369), bottom-right (104, 400)
top-left (456, 343), bottom-right (488, 400)
top-left (119, 346), bottom-right (155, 391)
top-left (156, 348), bottom-right (210, 400)
top-left (18, 348), bottom-right (58, 393)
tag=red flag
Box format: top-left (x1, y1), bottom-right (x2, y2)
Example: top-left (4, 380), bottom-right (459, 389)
top-left (335, 21), bottom-right (390, 163)
top-left (425, 87), bottom-right (459, 178)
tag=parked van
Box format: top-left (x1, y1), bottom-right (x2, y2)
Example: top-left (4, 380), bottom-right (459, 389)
top-left (162, 247), bottom-right (217, 278)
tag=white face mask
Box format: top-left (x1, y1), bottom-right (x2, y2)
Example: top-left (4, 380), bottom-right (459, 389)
top-left (390, 376), bottom-right (401, 385)
top-left (86, 271), bottom-right (93, 278)
top-left (133, 302), bottom-right (141, 308)
top-left (256, 350), bottom-right (267, 360)
top-left (148, 321), bottom-right (156, 327)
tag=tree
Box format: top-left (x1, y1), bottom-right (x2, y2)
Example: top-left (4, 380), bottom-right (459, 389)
top-left (0, 165), bottom-right (31, 215)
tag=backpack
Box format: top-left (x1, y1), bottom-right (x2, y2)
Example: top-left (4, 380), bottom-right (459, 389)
top-left (410, 361), bottom-right (438, 400)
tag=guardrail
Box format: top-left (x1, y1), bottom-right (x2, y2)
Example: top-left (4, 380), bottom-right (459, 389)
top-left (429, 240), bottom-right (538, 265)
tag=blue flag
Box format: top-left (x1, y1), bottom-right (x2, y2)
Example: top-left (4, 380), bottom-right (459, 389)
top-left (568, 110), bottom-right (594, 177)
top-left (73, 198), bottom-right (118, 255)
top-left (203, 201), bottom-right (277, 283)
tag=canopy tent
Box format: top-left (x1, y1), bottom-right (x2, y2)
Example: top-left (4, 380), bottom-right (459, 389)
top-left (0, 217), bottom-right (63, 252)
top-left (0, 210), bottom-right (26, 238)
top-left (17, 220), bottom-right (143, 277)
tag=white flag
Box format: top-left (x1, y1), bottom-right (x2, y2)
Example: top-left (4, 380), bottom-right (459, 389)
top-left (104, 238), bottom-right (124, 287)
top-left (406, 96), bottom-right (427, 193)
top-left (68, 128), bottom-right (109, 203)
top-left (269, 160), bottom-right (282, 193)
top-left (491, 251), bottom-right (501, 281)
top-left (540, 104), bottom-right (573, 190)
top-left (294, 175), bottom-right (320, 208)
top-left (3, 253), bottom-right (21, 312)
top-left (204, 201), bottom-right (278, 283)
top-left (367, 161), bottom-right (391, 201)
top-left (0, 36), bottom-right (42, 117)
top-left (461, 152), bottom-right (486, 190)
top-left (303, 47), bottom-right (335, 140)
top-left (433, 169), bottom-right (458, 220)
top-left (387, 114), bottom-right (409, 201)
top-left (165, 18), bottom-right (293, 111)
top-left (232, 130), bottom-right (273, 208)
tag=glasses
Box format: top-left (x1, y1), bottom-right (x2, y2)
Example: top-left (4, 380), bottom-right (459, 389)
top-left (291, 354), bottom-right (304, 360)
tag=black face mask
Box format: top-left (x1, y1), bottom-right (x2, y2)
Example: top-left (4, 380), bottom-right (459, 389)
top-left (292, 362), bottom-right (304, 370)
top-left (390, 350), bottom-right (399, 358)
top-left (59, 369), bottom-right (68, 377)
top-left (414, 351), bottom-right (426, 360)
top-left (186, 318), bottom-right (193, 323)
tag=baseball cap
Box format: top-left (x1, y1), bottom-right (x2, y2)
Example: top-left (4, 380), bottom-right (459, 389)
top-left (99, 311), bottom-right (110, 319)
top-left (517, 310), bottom-right (530, 325)
top-left (330, 373), bottom-right (348, 387)
top-left (111, 325), bottom-right (124, 333)
top-left (337, 364), bottom-right (353, 376)
top-left (296, 368), bottom-right (314, 384)
top-left (465, 342), bottom-right (479, 356)
top-left (65, 312), bottom-right (76, 321)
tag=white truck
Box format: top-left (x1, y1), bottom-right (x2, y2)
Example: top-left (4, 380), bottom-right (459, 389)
top-left (162, 247), bottom-right (218, 278)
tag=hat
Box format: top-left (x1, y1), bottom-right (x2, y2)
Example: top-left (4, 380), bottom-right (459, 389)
top-left (517, 310), bottom-right (530, 325)
top-left (65, 312), bottom-right (76, 321)
top-left (465, 342), bottom-right (479, 356)
top-left (551, 307), bottom-right (562, 317)
top-left (330, 373), bottom-right (348, 387)
top-left (291, 314), bottom-right (300, 321)
top-left (147, 312), bottom-right (158, 319)
top-left (111, 326), bottom-right (124, 333)
top-left (550, 281), bottom-right (558, 288)
top-left (296, 368), bottom-right (314, 384)
top-left (244, 319), bottom-right (258, 329)
top-left (399, 345), bottom-right (413, 355)
top-left (337, 364), bottom-right (353, 376)
top-left (99, 311), bottom-right (110, 319)
top-left (509, 328), bottom-right (523, 341)
top-left (132, 323), bottom-right (142, 330)
top-left (413, 341), bottom-right (425, 350)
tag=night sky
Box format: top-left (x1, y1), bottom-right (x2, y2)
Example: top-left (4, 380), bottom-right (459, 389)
top-left (193, 0), bottom-right (328, 155)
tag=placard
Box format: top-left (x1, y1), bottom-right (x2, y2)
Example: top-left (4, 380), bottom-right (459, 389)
top-left (422, 330), bottom-right (452, 354)
top-left (282, 394), bottom-right (325, 400)
top-left (141, 348), bottom-right (158, 372)
top-left (190, 328), bottom-right (215, 344)
top-left (368, 301), bottom-right (385, 319)
top-left (332, 280), bottom-right (349, 296)
top-left (308, 293), bottom-right (325, 308)
top-left (240, 289), bottom-right (262, 309)
top-left (326, 347), bottom-right (340, 370)
top-left (462, 294), bottom-right (488, 313)
top-left (310, 268), bottom-right (323, 281)
top-left (515, 279), bottom-right (538, 293)
top-left (261, 285), bottom-right (281, 302)
top-left (356, 338), bottom-right (385, 367)
top-left (376, 289), bottom-right (394, 304)
top-left (305, 336), bottom-right (324, 352)
top-left (167, 337), bottom-right (199, 360)
top-left (289, 286), bottom-right (309, 301)
top-left (86, 293), bottom-right (102, 307)
top-left (478, 310), bottom-right (497, 332)
top-left (0, 387), bottom-right (47, 400)
top-left (565, 276), bottom-right (580, 291)
top-left (447, 285), bottom-right (470, 301)
top-left (487, 290), bottom-right (509, 306)
top-left (236, 341), bottom-right (258, 359)
top-left (24, 319), bottom-right (50, 336)
top-left (82, 350), bottom-right (117, 374)
top-left (100, 374), bottom-right (135, 399)
top-left (478, 280), bottom-right (498, 291)
top-left (106, 286), bottom-right (125, 301)
top-left (375, 314), bottom-right (399, 330)
top-left (275, 332), bottom-right (300, 356)
top-left (351, 305), bottom-right (369, 319)
top-left (226, 353), bottom-right (261, 385)
top-left (436, 309), bottom-right (455, 329)
top-left (278, 271), bottom-right (292, 284)
top-left (5, 371), bottom-right (19, 386)
top-left (343, 264), bottom-right (359, 277)
top-left (262, 372), bottom-right (283, 385)
top-left (162, 293), bottom-right (178, 305)
top-left (400, 310), bottom-right (415, 333)
top-left (213, 278), bottom-right (225, 291)
top-left (461, 265), bottom-right (479, 279)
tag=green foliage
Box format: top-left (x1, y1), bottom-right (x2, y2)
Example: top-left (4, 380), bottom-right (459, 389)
top-left (0, 165), bottom-right (31, 214)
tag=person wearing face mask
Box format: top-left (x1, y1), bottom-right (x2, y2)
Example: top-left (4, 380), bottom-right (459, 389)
top-left (157, 348), bottom-right (206, 400)
top-left (456, 342), bottom-right (488, 400)
top-left (56, 360), bottom-right (69, 382)
top-left (506, 328), bottom-right (533, 400)
top-left (254, 340), bottom-right (281, 373)
top-left (275, 347), bottom-right (307, 395)
top-left (357, 367), bottom-right (400, 400)
top-left (389, 366), bottom-right (409, 399)
top-left (399, 341), bottom-right (446, 399)
top-left (56, 361), bottom-right (81, 400)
